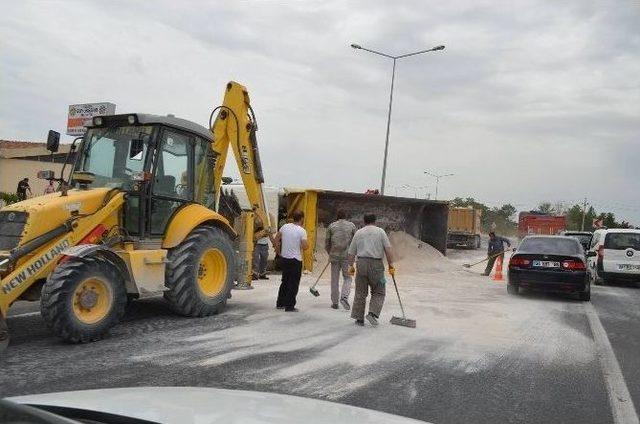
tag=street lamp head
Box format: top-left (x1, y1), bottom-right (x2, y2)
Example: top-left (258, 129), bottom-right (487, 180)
top-left (350, 44), bottom-right (362, 49)
top-left (433, 45), bottom-right (445, 51)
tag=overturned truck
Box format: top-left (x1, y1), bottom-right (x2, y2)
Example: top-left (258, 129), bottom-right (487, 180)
top-left (223, 186), bottom-right (450, 272)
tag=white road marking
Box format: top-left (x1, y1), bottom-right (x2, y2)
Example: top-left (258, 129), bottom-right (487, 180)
top-left (585, 302), bottom-right (639, 424)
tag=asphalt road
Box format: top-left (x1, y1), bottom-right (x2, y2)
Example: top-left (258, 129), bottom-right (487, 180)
top-left (2, 245), bottom-right (640, 424)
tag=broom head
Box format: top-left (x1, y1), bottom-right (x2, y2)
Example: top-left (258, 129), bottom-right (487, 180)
top-left (390, 316), bottom-right (416, 328)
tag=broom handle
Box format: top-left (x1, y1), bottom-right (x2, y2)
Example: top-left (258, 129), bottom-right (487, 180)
top-left (391, 275), bottom-right (407, 320)
top-left (469, 250), bottom-right (507, 267)
top-left (312, 261), bottom-right (330, 289)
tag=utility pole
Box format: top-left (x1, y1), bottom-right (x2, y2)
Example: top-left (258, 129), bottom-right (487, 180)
top-left (581, 197), bottom-right (588, 231)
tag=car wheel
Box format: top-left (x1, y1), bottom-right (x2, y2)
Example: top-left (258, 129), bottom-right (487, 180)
top-left (591, 271), bottom-right (602, 286)
top-left (507, 283), bottom-right (519, 295)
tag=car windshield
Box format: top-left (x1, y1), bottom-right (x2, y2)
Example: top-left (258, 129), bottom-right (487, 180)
top-left (518, 237), bottom-right (582, 255)
top-left (605, 233), bottom-right (640, 250)
top-left (78, 126), bottom-right (153, 190)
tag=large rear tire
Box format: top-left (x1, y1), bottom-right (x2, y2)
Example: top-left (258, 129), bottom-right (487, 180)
top-left (41, 256), bottom-right (127, 343)
top-left (164, 226), bottom-right (236, 317)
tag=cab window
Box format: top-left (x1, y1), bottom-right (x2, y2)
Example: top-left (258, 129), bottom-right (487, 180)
top-left (150, 130), bottom-right (194, 235)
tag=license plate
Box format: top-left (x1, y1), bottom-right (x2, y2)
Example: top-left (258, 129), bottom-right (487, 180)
top-left (532, 260), bottom-right (560, 268)
top-left (618, 264), bottom-right (640, 271)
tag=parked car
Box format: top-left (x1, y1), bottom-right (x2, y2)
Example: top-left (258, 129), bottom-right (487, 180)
top-left (560, 231), bottom-right (593, 252)
top-left (507, 235), bottom-right (589, 300)
top-left (586, 228), bottom-right (640, 285)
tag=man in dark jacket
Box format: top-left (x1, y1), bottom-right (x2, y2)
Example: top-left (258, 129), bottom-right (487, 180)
top-left (483, 232), bottom-right (511, 276)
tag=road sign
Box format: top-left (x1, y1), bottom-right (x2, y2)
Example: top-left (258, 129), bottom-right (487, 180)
top-left (67, 102), bottom-right (116, 136)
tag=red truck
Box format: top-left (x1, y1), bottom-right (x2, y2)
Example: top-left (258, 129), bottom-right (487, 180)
top-left (518, 212), bottom-right (566, 238)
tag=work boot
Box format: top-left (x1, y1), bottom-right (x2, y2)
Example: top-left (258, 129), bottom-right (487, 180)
top-left (285, 307), bottom-right (299, 312)
top-left (366, 312), bottom-right (379, 327)
top-left (259, 274), bottom-right (269, 280)
top-left (331, 304), bottom-right (338, 309)
top-left (355, 319), bottom-right (365, 327)
top-left (340, 299), bottom-right (350, 311)
top-left (252, 274), bottom-right (259, 281)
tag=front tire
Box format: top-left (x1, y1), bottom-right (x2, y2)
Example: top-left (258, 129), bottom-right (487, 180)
top-left (164, 226), bottom-right (236, 317)
top-left (41, 256), bottom-right (127, 343)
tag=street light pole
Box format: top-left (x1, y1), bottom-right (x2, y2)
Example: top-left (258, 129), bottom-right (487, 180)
top-left (380, 58), bottom-right (396, 196)
top-left (424, 171), bottom-right (454, 200)
top-left (351, 43), bottom-right (445, 195)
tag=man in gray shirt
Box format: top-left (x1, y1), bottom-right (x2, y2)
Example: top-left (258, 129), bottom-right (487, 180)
top-left (325, 210), bottom-right (357, 310)
top-left (347, 213), bottom-right (395, 327)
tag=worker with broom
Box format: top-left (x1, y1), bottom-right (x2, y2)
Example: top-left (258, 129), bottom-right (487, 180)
top-left (347, 213), bottom-right (395, 327)
top-left (325, 210), bottom-right (357, 310)
top-left (483, 231), bottom-right (511, 276)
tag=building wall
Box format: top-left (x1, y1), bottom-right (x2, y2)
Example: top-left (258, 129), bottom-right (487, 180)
top-left (0, 158), bottom-right (65, 196)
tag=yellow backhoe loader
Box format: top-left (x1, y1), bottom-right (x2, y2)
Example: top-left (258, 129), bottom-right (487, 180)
top-left (0, 81), bottom-right (270, 351)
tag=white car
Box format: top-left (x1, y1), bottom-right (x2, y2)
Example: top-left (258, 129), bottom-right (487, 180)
top-left (586, 228), bottom-right (640, 285)
top-left (3, 387), bottom-right (427, 424)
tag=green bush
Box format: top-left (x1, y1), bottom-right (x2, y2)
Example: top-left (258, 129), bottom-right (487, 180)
top-left (0, 192), bottom-right (20, 205)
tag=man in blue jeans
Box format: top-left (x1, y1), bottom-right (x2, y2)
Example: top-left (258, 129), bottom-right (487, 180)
top-left (274, 211), bottom-right (308, 312)
top-left (484, 231), bottom-right (511, 276)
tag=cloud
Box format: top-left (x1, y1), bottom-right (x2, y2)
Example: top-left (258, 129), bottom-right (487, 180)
top-left (1, 0), bottom-right (638, 223)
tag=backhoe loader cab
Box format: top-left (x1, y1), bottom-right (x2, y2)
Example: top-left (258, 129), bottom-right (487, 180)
top-left (78, 113), bottom-right (220, 236)
top-left (1, 81), bottom-right (268, 350)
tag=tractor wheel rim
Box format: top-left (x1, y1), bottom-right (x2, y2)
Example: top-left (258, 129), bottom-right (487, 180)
top-left (72, 277), bottom-right (112, 324)
top-left (197, 248), bottom-right (227, 297)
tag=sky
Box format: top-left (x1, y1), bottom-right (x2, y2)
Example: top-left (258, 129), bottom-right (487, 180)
top-left (1, 1), bottom-right (639, 224)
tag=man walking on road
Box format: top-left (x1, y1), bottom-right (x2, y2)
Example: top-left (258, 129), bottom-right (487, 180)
top-left (325, 210), bottom-right (356, 310)
top-left (347, 213), bottom-right (395, 327)
top-left (274, 211), bottom-right (308, 312)
top-left (483, 231), bottom-right (511, 276)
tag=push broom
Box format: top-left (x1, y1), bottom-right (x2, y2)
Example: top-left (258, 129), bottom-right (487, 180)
top-left (463, 250), bottom-right (508, 268)
top-left (309, 261), bottom-right (330, 297)
top-left (390, 274), bottom-right (416, 328)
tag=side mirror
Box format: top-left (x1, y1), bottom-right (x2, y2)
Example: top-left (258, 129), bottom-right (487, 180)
top-left (46, 130), bottom-right (60, 153)
top-left (586, 251), bottom-right (597, 258)
top-left (37, 170), bottom-right (55, 180)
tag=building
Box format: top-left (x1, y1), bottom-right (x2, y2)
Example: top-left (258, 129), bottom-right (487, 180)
top-left (0, 140), bottom-right (74, 197)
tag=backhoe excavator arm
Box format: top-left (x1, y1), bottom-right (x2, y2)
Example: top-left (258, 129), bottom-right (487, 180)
top-left (209, 81), bottom-right (270, 232)
top-left (207, 81), bottom-right (271, 286)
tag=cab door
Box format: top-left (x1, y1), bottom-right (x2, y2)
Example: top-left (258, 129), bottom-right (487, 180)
top-left (149, 129), bottom-right (195, 236)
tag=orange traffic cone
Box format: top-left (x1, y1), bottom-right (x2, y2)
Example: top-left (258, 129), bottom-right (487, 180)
top-left (492, 255), bottom-right (504, 282)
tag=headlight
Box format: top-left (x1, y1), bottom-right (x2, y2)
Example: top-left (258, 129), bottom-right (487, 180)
top-left (93, 116), bottom-right (103, 126)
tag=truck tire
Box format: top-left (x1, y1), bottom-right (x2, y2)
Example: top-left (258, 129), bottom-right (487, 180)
top-left (475, 235), bottom-right (481, 249)
top-left (164, 226), bottom-right (235, 317)
top-left (41, 256), bottom-right (127, 343)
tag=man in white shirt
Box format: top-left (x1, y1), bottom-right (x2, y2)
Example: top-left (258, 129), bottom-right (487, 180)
top-left (274, 210), bottom-right (309, 312)
top-left (347, 213), bottom-right (395, 327)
